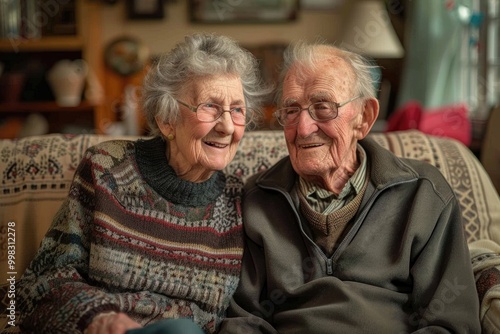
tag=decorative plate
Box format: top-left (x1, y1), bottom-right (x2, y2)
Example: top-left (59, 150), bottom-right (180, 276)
top-left (104, 36), bottom-right (150, 76)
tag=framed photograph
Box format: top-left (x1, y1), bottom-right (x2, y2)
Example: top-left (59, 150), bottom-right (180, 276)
top-left (189, 0), bottom-right (299, 23)
top-left (126, 0), bottom-right (164, 20)
top-left (42, 1), bottom-right (77, 35)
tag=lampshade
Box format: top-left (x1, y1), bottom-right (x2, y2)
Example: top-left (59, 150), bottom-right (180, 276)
top-left (341, 0), bottom-right (404, 58)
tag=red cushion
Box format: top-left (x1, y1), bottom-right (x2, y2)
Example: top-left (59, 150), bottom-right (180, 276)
top-left (385, 100), bottom-right (422, 132)
top-left (386, 101), bottom-right (471, 146)
top-left (418, 103), bottom-right (471, 146)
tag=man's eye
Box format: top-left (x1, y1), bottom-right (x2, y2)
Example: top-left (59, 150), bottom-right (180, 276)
top-left (313, 103), bottom-right (332, 110)
top-left (285, 108), bottom-right (299, 115)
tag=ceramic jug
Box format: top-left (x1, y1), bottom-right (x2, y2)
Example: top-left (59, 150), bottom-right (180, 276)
top-left (47, 59), bottom-right (88, 107)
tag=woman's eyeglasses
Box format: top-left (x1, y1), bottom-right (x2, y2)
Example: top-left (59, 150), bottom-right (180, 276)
top-left (176, 100), bottom-right (252, 126)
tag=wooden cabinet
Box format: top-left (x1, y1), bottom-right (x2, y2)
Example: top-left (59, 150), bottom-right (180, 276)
top-left (0, 0), bottom-right (108, 138)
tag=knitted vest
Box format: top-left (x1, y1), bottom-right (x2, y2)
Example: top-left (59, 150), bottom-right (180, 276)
top-left (299, 179), bottom-right (368, 256)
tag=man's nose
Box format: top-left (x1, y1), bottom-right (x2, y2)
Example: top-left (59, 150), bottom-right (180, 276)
top-left (295, 108), bottom-right (318, 135)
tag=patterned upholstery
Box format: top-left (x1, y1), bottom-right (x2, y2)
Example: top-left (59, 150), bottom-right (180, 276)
top-left (1, 129), bottom-right (500, 332)
top-left (370, 130), bottom-right (500, 244)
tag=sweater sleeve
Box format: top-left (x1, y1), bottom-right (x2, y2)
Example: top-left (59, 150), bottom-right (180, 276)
top-left (409, 195), bottom-right (481, 333)
top-left (17, 150), bottom-right (121, 333)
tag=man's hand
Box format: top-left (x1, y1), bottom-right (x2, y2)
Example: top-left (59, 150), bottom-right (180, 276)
top-left (84, 312), bottom-right (142, 334)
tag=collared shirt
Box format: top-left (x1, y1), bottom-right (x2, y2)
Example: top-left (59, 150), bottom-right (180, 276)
top-left (298, 145), bottom-right (367, 214)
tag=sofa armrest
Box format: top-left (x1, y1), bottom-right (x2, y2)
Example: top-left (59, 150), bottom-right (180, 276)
top-left (470, 239), bottom-right (500, 333)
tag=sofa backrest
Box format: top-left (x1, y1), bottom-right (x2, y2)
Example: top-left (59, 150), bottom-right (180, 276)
top-left (1, 130), bottom-right (499, 283)
top-left (481, 104), bottom-right (500, 195)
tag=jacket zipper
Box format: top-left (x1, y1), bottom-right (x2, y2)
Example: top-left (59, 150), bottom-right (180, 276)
top-left (331, 179), bottom-right (417, 265)
top-left (260, 179), bottom-right (416, 276)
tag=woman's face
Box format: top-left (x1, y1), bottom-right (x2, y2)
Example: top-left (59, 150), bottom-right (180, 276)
top-left (161, 74), bottom-right (246, 182)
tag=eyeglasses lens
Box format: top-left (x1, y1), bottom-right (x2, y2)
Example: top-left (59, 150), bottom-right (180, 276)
top-left (197, 103), bottom-right (248, 125)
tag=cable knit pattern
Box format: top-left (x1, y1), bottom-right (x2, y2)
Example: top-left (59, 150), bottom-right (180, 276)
top-left (16, 138), bottom-right (244, 333)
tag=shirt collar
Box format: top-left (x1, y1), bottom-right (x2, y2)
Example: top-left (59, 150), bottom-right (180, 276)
top-left (299, 144), bottom-right (367, 203)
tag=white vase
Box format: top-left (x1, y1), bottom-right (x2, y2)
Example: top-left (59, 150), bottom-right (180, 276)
top-left (47, 59), bottom-right (88, 107)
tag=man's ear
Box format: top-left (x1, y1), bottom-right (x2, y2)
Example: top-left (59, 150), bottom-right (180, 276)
top-left (357, 97), bottom-right (379, 139)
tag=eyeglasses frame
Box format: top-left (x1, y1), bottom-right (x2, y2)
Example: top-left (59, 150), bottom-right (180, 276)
top-left (273, 95), bottom-right (362, 127)
top-left (176, 100), bottom-right (250, 125)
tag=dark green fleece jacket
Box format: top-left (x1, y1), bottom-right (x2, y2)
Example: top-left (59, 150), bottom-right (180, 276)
top-left (220, 136), bottom-right (481, 334)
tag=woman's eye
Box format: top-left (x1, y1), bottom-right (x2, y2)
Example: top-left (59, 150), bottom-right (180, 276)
top-left (203, 103), bottom-right (219, 111)
top-left (232, 107), bottom-right (245, 114)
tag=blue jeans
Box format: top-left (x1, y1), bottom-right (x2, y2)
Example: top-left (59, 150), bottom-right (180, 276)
top-left (126, 318), bottom-right (204, 334)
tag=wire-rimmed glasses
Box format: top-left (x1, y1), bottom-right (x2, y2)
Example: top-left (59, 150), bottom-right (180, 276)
top-left (273, 96), bottom-right (361, 127)
top-left (176, 100), bottom-right (252, 126)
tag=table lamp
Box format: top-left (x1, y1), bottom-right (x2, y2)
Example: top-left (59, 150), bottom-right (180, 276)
top-left (340, 0), bottom-right (405, 129)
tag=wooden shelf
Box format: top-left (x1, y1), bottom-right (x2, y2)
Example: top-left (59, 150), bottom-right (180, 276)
top-left (0, 101), bottom-right (95, 113)
top-left (0, 36), bottom-right (83, 52)
top-left (0, 0), bottom-right (107, 136)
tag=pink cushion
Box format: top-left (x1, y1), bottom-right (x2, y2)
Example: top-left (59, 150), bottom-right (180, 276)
top-left (385, 100), bottom-right (422, 132)
top-left (418, 103), bottom-right (471, 146)
top-left (386, 101), bottom-right (471, 146)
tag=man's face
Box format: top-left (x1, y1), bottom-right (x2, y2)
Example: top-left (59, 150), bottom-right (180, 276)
top-left (281, 57), bottom-right (366, 186)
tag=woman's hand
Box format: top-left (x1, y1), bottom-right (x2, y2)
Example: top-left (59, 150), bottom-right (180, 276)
top-left (84, 312), bottom-right (142, 334)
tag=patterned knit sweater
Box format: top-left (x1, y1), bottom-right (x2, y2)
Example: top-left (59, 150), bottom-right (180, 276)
top-left (17, 137), bottom-right (245, 333)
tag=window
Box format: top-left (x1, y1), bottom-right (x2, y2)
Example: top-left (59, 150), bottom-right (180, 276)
top-left (462, 0), bottom-right (500, 120)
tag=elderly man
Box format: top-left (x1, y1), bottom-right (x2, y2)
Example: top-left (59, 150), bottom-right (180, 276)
top-left (219, 42), bottom-right (480, 333)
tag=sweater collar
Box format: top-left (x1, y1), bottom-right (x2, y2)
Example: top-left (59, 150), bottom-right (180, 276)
top-left (135, 137), bottom-right (226, 207)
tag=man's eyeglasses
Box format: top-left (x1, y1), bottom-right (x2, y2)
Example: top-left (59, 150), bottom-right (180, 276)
top-left (176, 100), bottom-right (252, 126)
top-left (273, 96), bottom-right (361, 127)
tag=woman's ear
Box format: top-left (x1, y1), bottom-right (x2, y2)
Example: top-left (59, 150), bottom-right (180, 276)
top-left (357, 97), bottom-right (380, 139)
top-left (156, 116), bottom-right (174, 138)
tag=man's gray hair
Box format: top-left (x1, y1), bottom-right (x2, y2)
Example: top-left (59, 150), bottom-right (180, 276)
top-left (275, 40), bottom-right (378, 106)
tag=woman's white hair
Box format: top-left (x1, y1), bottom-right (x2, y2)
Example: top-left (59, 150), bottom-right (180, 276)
top-left (142, 33), bottom-right (271, 136)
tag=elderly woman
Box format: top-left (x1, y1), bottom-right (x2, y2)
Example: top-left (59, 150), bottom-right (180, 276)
top-left (17, 33), bottom-right (269, 334)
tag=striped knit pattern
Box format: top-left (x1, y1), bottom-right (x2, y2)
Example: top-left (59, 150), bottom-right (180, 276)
top-left (17, 138), bottom-right (244, 333)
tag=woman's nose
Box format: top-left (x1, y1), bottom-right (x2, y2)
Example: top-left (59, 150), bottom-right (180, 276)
top-left (215, 111), bottom-right (235, 134)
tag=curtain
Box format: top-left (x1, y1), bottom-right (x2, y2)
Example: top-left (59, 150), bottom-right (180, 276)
top-left (397, 0), bottom-right (472, 108)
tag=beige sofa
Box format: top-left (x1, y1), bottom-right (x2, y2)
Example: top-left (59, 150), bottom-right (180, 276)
top-left (1, 129), bottom-right (500, 332)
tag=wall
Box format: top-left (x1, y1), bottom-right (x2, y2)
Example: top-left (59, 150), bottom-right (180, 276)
top-left (97, 1), bottom-right (404, 132)
top-left (100, 1), bottom-right (347, 55)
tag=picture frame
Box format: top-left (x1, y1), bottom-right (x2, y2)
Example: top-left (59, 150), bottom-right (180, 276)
top-left (126, 0), bottom-right (164, 20)
top-left (189, 0), bottom-right (299, 24)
